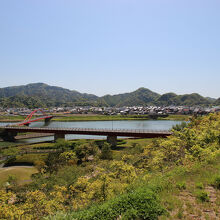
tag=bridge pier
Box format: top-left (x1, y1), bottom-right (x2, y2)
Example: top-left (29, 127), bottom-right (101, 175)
top-left (45, 117), bottom-right (52, 123)
top-left (0, 131), bottom-right (17, 142)
top-left (107, 135), bottom-right (117, 147)
top-left (54, 133), bottom-right (65, 142)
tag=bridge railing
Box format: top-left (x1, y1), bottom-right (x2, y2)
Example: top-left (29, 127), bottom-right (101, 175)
top-left (1, 125), bottom-right (171, 134)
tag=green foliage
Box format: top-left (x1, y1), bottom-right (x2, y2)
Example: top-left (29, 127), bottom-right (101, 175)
top-left (4, 154), bottom-right (47, 166)
top-left (131, 142), bottom-right (144, 154)
top-left (74, 142), bottom-right (97, 161)
top-left (50, 188), bottom-right (165, 220)
top-left (0, 83), bottom-right (98, 108)
top-left (100, 87), bottom-right (160, 107)
top-left (195, 182), bottom-right (204, 189)
top-left (2, 147), bottom-right (18, 157)
top-left (142, 113), bottom-right (220, 169)
top-left (212, 175), bottom-right (220, 189)
top-left (7, 174), bottom-right (18, 186)
top-left (156, 93), bottom-right (212, 106)
top-left (214, 97), bottom-right (220, 106)
top-left (99, 143), bottom-right (113, 160)
top-left (29, 166), bottom-right (82, 192)
top-left (196, 190), bottom-right (210, 202)
top-left (0, 83), bottom-right (213, 107)
top-left (34, 160), bottom-right (46, 173)
top-left (172, 121), bottom-right (188, 131)
top-left (33, 143), bottom-right (58, 150)
top-left (55, 139), bottom-right (71, 150)
top-left (45, 152), bottom-right (63, 173)
top-left (176, 182), bottom-right (186, 190)
top-left (0, 113), bottom-right (219, 219)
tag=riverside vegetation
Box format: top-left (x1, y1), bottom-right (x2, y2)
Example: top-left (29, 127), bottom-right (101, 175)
top-left (0, 113), bottom-right (219, 219)
top-left (0, 114), bottom-right (189, 122)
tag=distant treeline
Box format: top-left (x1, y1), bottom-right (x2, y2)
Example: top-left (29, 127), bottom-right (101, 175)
top-left (0, 83), bottom-right (219, 108)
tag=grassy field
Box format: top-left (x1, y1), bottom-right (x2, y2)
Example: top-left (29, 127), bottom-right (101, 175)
top-left (158, 157), bottom-right (220, 219)
top-left (0, 114), bottom-right (189, 122)
top-left (50, 155), bottom-right (220, 220)
top-left (0, 166), bottom-right (38, 186)
top-left (0, 141), bottom-right (19, 149)
top-left (158, 114), bottom-right (190, 121)
top-left (0, 115), bottom-right (27, 122)
top-left (53, 114), bottom-right (150, 121)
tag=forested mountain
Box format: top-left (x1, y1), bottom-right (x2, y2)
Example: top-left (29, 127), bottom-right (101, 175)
top-left (0, 83), bottom-right (98, 107)
top-left (214, 98), bottom-right (220, 106)
top-left (0, 83), bottom-right (218, 107)
top-left (99, 88), bottom-right (160, 107)
top-left (155, 93), bottom-right (212, 106)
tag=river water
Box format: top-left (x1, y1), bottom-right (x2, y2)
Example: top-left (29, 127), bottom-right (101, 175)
top-left (0, 120), bottom-right (182, 144)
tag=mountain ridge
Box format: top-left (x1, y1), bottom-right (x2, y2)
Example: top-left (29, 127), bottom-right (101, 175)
top-left (0, 83), bottom-right (218, 108)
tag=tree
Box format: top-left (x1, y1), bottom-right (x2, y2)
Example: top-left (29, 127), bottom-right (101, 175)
top-left (45, 152), bottom-right (63, 173)
top-left (99, 142), bottom-right (113, 160)
top-left (74, 142), bottom-right (98, 162)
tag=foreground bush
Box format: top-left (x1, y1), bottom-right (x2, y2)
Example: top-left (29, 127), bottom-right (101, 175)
top-left (47, 188), bottom-right (165, 220)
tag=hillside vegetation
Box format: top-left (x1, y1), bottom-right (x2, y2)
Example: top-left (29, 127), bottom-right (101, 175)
top-left (214, 98), bottom-right (220, 106)
top-left (0, 83), bottom-right (217, 107)
top-left (0, 113), bottom-right (219, 219)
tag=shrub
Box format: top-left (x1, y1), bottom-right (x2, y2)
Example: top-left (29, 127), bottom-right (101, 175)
top-left (176, 182), bottom-right (186, 190)
top-left (172, 122), bottom-right (188, 131)
top-left (196, 190), bottom-right (209, 202)
top-left (131, 143), bottom-right (144, 154)
top-left (99, 143), bottom-right (113, 160)
top-left (195, 182), bottom-right (204, 189)
top-left (50, 187), bottom-right (166, 220)
top-left (74, 142), bottom-right (98, 161)
top-left (212, 175), bottom-right (220, 189)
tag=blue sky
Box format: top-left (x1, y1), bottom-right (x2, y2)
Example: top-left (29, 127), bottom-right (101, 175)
top-left (0, 0), bottom-right (219, 98)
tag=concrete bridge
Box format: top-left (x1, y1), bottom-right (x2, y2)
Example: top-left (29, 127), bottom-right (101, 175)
top-left (0, 126), bottom-right (172, 146)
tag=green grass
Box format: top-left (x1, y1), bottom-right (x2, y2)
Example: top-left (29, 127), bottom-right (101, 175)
top-left (16, 142), bottom-right (56, 150)
top-left (0, 141), bottom-right (18, 149)
top-left (158, 157), bottom-right (220, 219)
top-left (0, 113), bottom-right (188, 122)
top-left (0, 115), bottom-right (28, 121)
top-left (0, 166), bottom-right (38, 186)
top-left (117, 138), bottom-right (153, 147)
top-left (53, 114), bottom-right (151, 121)
top-left (48, 156), bottom-right (220, 220)
top-left (158, 114), bottom-right (190, 121)
top-left (53, 114), bottom-right (188, 122)
top-left (4, 154), bottom-right (48, 167)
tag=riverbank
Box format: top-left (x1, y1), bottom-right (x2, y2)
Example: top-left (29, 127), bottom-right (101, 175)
top-left (15, 133), bottom-right (54, 140)
top-left (0, 114), bottom-right (189, 122)
top-left (53, 114), bottom-right (189, 121)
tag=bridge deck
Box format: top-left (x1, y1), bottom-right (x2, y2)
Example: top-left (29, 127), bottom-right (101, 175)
top-left (1, 126), bottom-right (172, 138)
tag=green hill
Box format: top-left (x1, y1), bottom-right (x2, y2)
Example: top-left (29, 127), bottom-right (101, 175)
top-left (0, 83), bottom-right (215, 107)
top-left (156, 93), bottom-right (211, 106)
top-left (0, 83), bottom-right (98, 107)
top-left (100, 87), bottom-right (160, 107)
top-left (214, 98), bottom-right (220, 106)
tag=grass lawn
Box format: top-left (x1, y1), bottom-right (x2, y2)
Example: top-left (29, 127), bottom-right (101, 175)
top-left (53, 114), bottom-right (150, 121)
top-left (0, 141), bottom-right (19, 149)
top-left (0, 115), bottom-right (27, 122)
top-left (158, 114), bottom-right (190, 121)
top-left (0, 166), bottom-right (38, 187)
top-left (158, 158), bottom-right (220, 219)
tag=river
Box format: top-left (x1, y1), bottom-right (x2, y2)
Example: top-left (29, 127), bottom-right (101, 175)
top-left (0, 120), bottom-right (182, 144)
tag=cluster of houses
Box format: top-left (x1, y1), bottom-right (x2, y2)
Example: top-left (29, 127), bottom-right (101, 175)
top-left (0, 106), bottom-right (220, 116)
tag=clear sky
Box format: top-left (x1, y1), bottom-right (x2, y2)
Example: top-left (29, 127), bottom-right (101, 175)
top-left (0, 0), bottom-right (219, 98)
